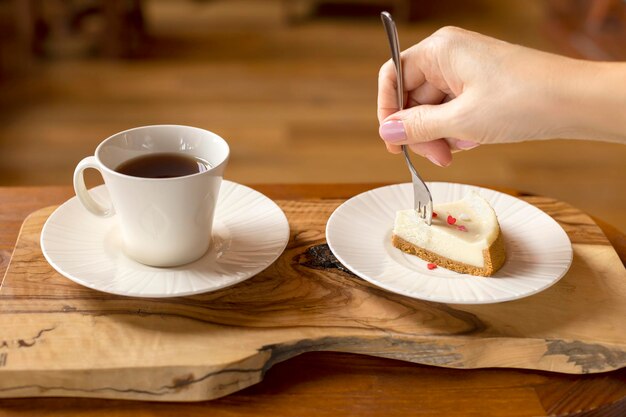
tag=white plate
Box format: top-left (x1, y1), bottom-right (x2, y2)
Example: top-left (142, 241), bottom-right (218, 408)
top-left (326, 182), bottom-right (573, 304)
top-left (41, 181), bottom-right (290, 298)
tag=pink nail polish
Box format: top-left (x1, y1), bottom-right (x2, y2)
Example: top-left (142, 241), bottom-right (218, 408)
top-left (456, 140), bottom-right (480, 150)
top-left (379, 120), bottom-right (406, 143)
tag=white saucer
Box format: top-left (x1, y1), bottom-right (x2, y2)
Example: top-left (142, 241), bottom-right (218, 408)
top-left (41, 181), bottom-right (290, 298)
top-left (326, 182), bottom-right (573, 304)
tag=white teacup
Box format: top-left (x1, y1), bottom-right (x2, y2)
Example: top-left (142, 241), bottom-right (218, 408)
top-left (73, 125), bottom-right (229, 267)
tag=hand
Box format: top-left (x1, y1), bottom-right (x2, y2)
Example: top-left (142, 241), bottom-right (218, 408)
top-left (377, 26), bottom-right (623, 166)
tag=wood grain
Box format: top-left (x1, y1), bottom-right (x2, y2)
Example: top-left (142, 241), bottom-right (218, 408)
top-left (0, 189), bottom-right (625, 405)
top-left (0, 185), bottom-right (625, 416)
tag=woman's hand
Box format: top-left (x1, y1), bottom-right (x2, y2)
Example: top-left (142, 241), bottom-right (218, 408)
top-left (377, 26), bottom-right (626, 166)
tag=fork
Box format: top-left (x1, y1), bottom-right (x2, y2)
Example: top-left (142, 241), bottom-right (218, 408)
top-left (380, 11), bottom-right (433, 226)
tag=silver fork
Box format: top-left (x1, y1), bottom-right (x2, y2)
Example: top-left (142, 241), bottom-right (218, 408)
top-left (380, 11), bottom-right (433, 225)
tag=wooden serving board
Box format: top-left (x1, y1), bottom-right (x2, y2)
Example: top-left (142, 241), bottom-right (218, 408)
top-left (0, 196), bottom-right (625, 402)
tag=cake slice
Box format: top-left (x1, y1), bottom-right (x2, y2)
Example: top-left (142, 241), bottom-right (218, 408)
top-left (392, 192), bottom-right (506, 276)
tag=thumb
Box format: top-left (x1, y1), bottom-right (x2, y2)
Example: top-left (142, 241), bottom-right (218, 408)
top-left (379, 101), bottom-right (458, 145)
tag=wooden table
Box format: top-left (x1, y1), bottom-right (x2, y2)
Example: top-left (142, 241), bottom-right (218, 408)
top-left (0, 184), bottom-right (625, 417)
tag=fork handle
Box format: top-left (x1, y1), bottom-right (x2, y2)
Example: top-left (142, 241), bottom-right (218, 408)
top-left (380, 12), bottom-right (404, 111)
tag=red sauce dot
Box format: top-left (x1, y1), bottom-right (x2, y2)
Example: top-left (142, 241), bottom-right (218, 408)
top-left (447, 215), bottom-right (457, 225)
top-left (427, 263), bottom-right (438, 270)
top-left (432, 212), bottom-right (438, 218)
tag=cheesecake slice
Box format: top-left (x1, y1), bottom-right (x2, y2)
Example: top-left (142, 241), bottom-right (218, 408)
top-left (392, 192), bottom-right (506, 276)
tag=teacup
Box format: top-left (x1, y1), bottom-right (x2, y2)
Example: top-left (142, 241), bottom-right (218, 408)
top-left (73, 125), bottom-right (229, 267)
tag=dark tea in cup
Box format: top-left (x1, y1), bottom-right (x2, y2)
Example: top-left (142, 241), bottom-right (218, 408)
top-left (115, 153), bottom-right (211, 179)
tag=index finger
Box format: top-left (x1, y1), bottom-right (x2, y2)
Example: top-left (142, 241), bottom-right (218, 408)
top-left (377, 52), bottom-right (427, 123)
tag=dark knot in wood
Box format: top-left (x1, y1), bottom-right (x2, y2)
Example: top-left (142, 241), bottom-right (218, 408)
top-left (299, 244), bottom-right (354, 275)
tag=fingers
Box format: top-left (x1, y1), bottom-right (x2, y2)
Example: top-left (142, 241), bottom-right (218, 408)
top-left (379, 100), bottom-right (459, 144)
top-left (385, 142), bottom-right (403, 154)
top-left (377, 26), bottom-right (480, 166)
top-left (378, 88), bottom-right (462, 167)
top-left (379, 99), bottom-right (479, 166)
top-left (407, 81), bottom-right (447, 108)
top-left (446, 138), bottom-right (480, 151)
top-left (382, 136), bottom-right (478, 165)
top-left (408, 139), bottom-right (452, 167)
top-left (378, 31), bottom-right (460, 124)
top-left (377, 60), bottom-right (400, 123)
top-left (385, 140), bottom-right (452, 166)
top-left (377, 57), bottom-right (426, 123)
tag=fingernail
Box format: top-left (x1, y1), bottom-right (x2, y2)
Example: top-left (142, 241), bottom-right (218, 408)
top-left (379, 120), bottom-right (407, 143)
top-left (456, 140), bottom-right (480, 150)
top-left (425, 154), bottom-right (446, 167)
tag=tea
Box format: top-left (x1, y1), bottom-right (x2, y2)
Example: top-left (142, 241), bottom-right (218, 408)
top-left (115, 153), bottom-right (210, 178)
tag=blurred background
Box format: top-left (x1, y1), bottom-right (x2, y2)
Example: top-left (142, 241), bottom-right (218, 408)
top-left (0, 0), bottom-right (624, 231)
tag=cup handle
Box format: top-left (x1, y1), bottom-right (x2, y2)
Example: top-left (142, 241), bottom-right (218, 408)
top-left (73, 156), bottom-right (115, 217)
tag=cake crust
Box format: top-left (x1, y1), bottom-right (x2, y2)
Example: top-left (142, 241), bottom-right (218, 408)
top-left (392, 232), bottom-right (506, 277)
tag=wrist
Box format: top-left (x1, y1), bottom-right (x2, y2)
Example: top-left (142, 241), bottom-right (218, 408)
top-left (551, 60), bottom-right (626, 142)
